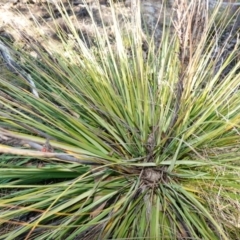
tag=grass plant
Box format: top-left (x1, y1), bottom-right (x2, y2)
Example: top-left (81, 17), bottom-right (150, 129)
top-left (0, 0), bottom-right (240, 239)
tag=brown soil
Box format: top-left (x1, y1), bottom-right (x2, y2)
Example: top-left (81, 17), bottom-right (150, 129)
top-left (0, 0), bottom-right (133, 49)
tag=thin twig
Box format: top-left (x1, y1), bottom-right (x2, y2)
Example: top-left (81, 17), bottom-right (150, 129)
top-left (0, 40), bottom-right (39, 98)
top-left (0, 126), bottom-right (54, 141)
top-left (0, 144), bottom-right (100, 165)
top-left (0, 129), bottom-right (101, 165)
top-left (164, 0), bottom-right (207, 148)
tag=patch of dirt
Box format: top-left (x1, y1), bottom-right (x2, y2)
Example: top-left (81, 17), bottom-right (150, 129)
top-left (0, 1), bottom-right (129, 47)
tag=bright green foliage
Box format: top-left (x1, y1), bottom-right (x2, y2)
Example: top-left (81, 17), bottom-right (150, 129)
top-left (0, 0), bottom-right (240, 239)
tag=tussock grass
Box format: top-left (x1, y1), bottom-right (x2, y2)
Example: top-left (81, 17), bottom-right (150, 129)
top-left (0, 0), bottom-right (240, 239)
